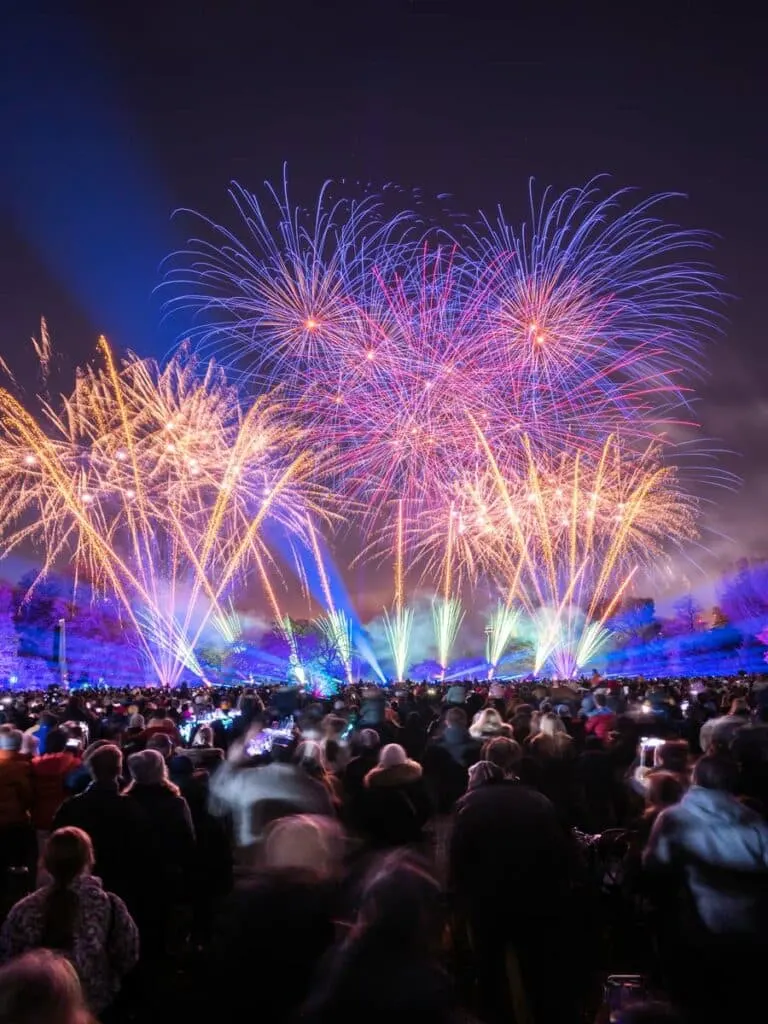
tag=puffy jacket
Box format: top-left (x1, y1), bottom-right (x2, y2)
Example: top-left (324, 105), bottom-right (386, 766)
top-left (30, 752), bottom-right (81, 829)
top-left (644, 785), bottom-right (768, 936)
top-left (0, 752), bottom-right (32, 827)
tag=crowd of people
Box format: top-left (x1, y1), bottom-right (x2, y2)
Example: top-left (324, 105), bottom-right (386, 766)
top-left (0, 672), bottom-right (767, 1023)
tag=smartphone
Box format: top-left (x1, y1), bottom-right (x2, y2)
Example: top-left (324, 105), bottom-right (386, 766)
top-left (639, 737), bottom-right (664, 769)
top-left (604, 974), bottom-right (648, 1022)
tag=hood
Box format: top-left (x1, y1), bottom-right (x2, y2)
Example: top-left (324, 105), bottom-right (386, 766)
top-left (681, 786), bottom-right (759, 827)
top-left (365, 760), bottom-right (423, 787)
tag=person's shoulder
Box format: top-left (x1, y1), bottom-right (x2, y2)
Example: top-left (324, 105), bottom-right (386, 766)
top-left (5, 886), bottom-right (46, 920)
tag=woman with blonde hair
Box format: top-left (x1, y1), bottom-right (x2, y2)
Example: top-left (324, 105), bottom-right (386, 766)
top-left (469, 707), bottom-right (505, 741)
top-left (529, 712), bottom-right (573, 759)
top-left (295, 741), bottom-right (343, 809)
top-left (0, 829), bottom-right (138, 1016)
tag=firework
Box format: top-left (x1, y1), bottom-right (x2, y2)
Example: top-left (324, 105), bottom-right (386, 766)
top-left (383, 605), bottom-right (413, 682)
top-left (317, 609), bottom-right (354, 683)
top-left (485, 602), bottom-right (520, 678)
top-left (0, 339), bottom-right (326, 686)
top-left (466, 427), bottom-right (697, 677)
top-left (211, 597), bottom-right (243, 645)
top-left (172, 174), bottom-right (718, 506)
top-left (275, 615), bottom-right (306, 686)
top-left (432, 596), bottom-right (464, 678)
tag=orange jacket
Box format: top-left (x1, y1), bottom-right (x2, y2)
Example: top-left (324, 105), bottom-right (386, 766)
top-left (31, 752), bottom-right (81, 830)
top-left (0, 751), bottom-right (33, 827)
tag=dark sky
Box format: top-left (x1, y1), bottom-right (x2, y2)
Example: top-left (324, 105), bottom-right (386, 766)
top-left (1, 0), bottom-right (767, 611)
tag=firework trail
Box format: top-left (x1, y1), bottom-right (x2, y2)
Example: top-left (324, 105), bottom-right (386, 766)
top-left (317, 609), bottom-right (354, 684)
top-left (485, 602), bottom-right (520, 678)
top-left (0, 339), bottom-right (326, 686)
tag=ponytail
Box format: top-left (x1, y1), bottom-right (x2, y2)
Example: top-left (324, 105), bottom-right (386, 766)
top-left (38, 828), bottom-right (94, 953)
top-left (40, 886), bottom-right (79, 952)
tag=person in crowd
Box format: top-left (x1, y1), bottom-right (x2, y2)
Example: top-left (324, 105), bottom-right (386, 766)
top-left (0, 729), bottom-right (34, 876)
top-left (52, 745), bottom-right (144, 909)
top-left (341, 728), bottom-right (380, 798)
top-left (201, 814), bottom-right (344, 1021)
top-left (422, 707), bottom-right (482, 814)
top-left (140, 710), bottom-right (182, 747)
top-left (187, 724), bottom-right (224, 771)
top-left (361, 743), bottom-right (431, 848)
top-left (208, 730), bottom-right (335, 864)
top-left (24, 712), bottom-right (60, 757)
top-left (528, 710), bottom-right (573, 759)
top-left (167, 753), bottom-right (232, 945)
top-left (699, 696), bottom-right (750, 754)
top-left (0, 950), bottom-right (94, 1024)
top-left (0, 828), bottom-right (138, 1016)
top-left (468, 706), bottom-right (505, 741)
top-left (450, 736), bottom-right (578, 1023)
top-left (644, 753), bottom-right (768, 936)
top-left (145, 733), bottom-right (174, 764)
top-left (30, 729), bottom-right (82, 836)
top-left (295, 740), bottom-right (343, 808)
top-left (584, 692), bottom-right (617, 741)
top-left (122, 750), bottom-right (196, 963)
top-left (302, 851), bottom-right (458, 1024)
top-left (643, 753), bottom-right (768, 1022)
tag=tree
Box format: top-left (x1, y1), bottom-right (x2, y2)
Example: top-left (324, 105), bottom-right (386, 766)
top-left (719, 559), bottom-right (768, 625)
top-left (0, 608), bottom-right (20, 683)
top-left (666, 594), bottom-right (704, 637)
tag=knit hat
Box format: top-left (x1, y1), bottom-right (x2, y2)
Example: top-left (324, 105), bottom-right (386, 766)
top-left (467, 760), bottom-right (504, 790)
top-left (358, 728), bottom-right (380, 750)
top-left (128, 713), bottom-right (145, 729)
top-left (128, 748), bottom-right (166, 786)
top-left (0, 729), bottom-right (23, 752)
top-left (169, 754), bottom-right (194, 777)
top-left (378, 743), bottom-right (407, 768)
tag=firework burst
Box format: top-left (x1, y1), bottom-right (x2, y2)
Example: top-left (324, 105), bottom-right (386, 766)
top-left (0, 339), bottom-right (327, 686)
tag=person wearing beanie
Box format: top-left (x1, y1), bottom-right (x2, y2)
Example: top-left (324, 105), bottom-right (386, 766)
top-left (467, 760), bottom-right (504, 791)
top-left (360, 744), bottom-right (431, 848)
top-left (450, 735), bottom-right (572, 1023)
top-left (0, 729), bottom-right (34, 876)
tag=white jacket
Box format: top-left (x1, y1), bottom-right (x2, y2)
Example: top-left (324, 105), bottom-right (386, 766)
top-left (209, 761), bottom-right (333, 847)
top-left (644, 786), bottom-right (768, 935)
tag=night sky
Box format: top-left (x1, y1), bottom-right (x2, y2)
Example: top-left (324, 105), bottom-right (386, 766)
top-left (1, 1), bottom-right (766, 612)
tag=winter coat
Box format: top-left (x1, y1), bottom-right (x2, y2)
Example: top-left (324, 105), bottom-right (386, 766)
top-left (30, 752), bottom-right (81, 829)
top-left (122, 783), bottom-right (196, 894)
top-left (0, 751), bottom-right (32, 827)
top-left (52, 782), bottom-right (147, 907)
top-left (422, 729), bottom-right (482, 813)
top-left (644, 785), bottom-right (768, 936)
top-left (450, 778), bottom-right (572, 933)
top-left (0, 874), bottom-right (138, 1013)
top-left (360, 760), bottom-right (431, 847)
top-left (584, 708), bottom-right (616, 742)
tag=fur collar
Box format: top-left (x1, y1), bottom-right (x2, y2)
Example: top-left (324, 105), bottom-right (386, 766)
top-left (365, 760), bottom-right (423, 787)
